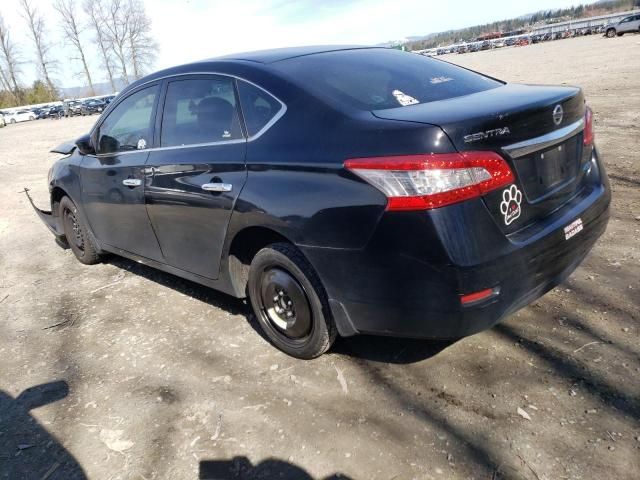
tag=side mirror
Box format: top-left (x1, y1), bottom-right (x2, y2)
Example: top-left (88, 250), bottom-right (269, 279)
top-left (75, 133), bottom-right (95, 155)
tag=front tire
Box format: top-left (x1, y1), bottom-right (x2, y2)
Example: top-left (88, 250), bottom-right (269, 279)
top-left (248, 243), bottom-right (336, 359)
top-left (59, 196), bottom-right (101, 265)
top-left (606, 28), bottom-right (616, 38)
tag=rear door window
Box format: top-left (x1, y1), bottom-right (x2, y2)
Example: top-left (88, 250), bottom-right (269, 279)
top-left (274, 48), bottom-right (502, 111)
top-left (160, 76), bottom-right (243, 147)
top-left (237, 81), bottom-right (284, 137)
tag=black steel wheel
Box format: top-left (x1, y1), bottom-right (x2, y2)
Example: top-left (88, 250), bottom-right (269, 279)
top-left (248, 243), bottom-right (336, 359)
top-left (606, 28), bottom-right (616, 38)
top-left (59, 196), bottom-right (101, 265)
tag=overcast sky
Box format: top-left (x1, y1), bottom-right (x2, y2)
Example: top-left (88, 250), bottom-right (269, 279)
top-left (1, 0), bottom-right (582, 88)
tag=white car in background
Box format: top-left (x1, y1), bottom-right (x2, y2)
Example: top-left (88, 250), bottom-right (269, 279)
top-left (5, 109), bottom-right (36, 124)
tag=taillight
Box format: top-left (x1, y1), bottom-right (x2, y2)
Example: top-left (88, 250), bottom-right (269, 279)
top-left (344, 151), bottom-right (514, 211)
top-left (583, 106), bottom-right (594, 145)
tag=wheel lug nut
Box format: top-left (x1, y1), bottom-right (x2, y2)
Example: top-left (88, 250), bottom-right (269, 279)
top-left (286, 311), bottom-right (293, 317)
top-left (287, 301), bottom-right (292, 306)
top-left (273, 295), bottom-right (279, 302)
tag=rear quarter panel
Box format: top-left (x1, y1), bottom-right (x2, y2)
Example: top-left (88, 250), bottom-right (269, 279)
top-left (228, 90), bottom-right (456, 250)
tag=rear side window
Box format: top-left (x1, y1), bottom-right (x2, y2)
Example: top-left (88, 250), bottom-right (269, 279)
top-left (274, 48), bottom-right (502, 111)
top-left (237, 81), bottom-right (283, 137)
top-left (160, 76), bottom-right (243, 147)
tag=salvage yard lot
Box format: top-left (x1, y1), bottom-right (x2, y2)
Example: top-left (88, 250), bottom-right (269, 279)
top-left (1, 34), bottom-right (638, 480)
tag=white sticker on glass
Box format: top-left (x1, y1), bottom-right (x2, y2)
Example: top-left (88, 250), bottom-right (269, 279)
top-left (392, 90), bottom-right (419, 107)
top-left (430, 76), bottom-right (453, 84)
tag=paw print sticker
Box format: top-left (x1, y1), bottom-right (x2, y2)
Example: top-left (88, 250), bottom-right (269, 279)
top-left (500, 185), bottom-right (523, 225)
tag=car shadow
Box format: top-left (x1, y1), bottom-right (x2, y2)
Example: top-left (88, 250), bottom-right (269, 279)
top-left (0, 381), bottom-right (87, 479)
top-left (106, 256), bottom-right (454, 364)
top-left (199, 456), bottom-right (352, 479)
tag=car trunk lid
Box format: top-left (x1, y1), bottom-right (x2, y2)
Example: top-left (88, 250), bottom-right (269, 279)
top-left (372, 83), bottom-right (591, 233)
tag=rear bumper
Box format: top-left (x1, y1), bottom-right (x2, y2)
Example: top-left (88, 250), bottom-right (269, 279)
top-left (303, 153), bottom-right (611, 339)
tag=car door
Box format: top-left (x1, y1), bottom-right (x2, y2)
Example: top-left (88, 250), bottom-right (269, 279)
top-left (618, 16), bottom-right (634, 33)
top-left (144, 75), bottom-right (247, 279)
top-left (631, 15), bottom-right (640, 32)
top-left (80, 83), bottom-right (164, 262)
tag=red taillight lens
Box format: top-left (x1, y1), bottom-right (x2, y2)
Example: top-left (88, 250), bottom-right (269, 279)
top-left (583, 106), bottom-right (594, 145)
top-left (344, 151), bottom-right (514, 211)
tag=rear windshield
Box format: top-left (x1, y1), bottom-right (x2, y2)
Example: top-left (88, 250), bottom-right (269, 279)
top-left (274, 48), bottom-right (502, 111)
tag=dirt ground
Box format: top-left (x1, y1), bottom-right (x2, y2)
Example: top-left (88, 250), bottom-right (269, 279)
top-left (0, 34), bottom-right (638, 480)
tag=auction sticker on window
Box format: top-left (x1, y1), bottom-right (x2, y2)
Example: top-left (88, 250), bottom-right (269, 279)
top-left (564, 218), bottom-right (583, 240)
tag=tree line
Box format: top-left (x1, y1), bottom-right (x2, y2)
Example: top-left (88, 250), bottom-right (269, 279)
top-left (405, 0), bottom-right (639, 51)
top-left (0, 0), bottom-right (157, 108)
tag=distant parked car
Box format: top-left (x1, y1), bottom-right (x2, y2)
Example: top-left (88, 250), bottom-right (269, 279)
top-left (34, 107), bottom-right (52, 119)
top-left (605, 14), bottom-right (640, 37)
top-left (4, 109), bottom-right (36, 124)
top-left (80, 99), bottom-right (106, 115)
top-left (102, 95), bottom-right (116, 105)
top-left (64, 100), bottom-right (82, 117)
top-left (47, 105), bottom-right (65, 119)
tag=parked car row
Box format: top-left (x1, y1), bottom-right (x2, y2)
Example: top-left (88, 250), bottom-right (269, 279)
top-left (420, 14), bottom-right (640, 57)
top-left (0, 95), bottom-right (117, 126)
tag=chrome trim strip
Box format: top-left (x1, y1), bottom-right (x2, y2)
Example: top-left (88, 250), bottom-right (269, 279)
top-left (89, 138), bottom-right (247, 158)
top-left (502, 118), bottom-right (584, 158)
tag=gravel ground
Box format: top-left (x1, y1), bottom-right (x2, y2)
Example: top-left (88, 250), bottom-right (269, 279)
top-left (0, 34), bottom-right (638, 480)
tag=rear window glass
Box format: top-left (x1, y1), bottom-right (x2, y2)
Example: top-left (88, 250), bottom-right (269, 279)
top-left (274, 48), bottom-right (502, 111)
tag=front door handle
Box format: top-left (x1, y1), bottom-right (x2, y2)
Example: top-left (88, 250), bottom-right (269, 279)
top-left (123, 178), bottom-right (142, 187)
top-left (202, 182), bottom-right (232, 192)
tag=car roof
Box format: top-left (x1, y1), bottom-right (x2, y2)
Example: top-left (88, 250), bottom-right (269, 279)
top-left (125, 45), bottom-right (385, 94)
top-left (213, 45), bottom-right (379, 64)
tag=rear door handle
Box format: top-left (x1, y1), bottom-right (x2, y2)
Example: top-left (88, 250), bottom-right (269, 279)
top-left (123, 178), bottom-right (142, 187)
top-left (202, 183), bottom-right (232, 192)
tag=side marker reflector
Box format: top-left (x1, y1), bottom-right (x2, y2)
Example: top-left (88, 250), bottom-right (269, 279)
top-left (460, 287), bottom-right (499, 306)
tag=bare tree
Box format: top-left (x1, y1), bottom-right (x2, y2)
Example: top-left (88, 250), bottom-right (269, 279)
top-left (125, 0), bottom-right (157, 80)
top-left (101, 0), bottom-right (130, 83)
top-left (19, 0), bottom-right (56, 94)
top-left (53, 0), bottom-right (94, 96)
top-left (0, 63), bottom-right (12, 93)
top-left (83, 0), bottom-right (116, 92)
top-left (0, 13), bottom-right (21, 98)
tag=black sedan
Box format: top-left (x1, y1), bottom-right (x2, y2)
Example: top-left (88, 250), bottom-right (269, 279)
top-left (80, 99), bottom-right (106, 115)
top-left (27, 46), bottom-right (610, 358)
top-left (47, 105), bottom-right (65, 119)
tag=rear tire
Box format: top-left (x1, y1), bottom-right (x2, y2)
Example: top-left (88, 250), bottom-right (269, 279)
top-left (59, 196), bottom-right (101, 265)
top-left (606, 28), bottom-right (616, 38)
top-left (248, 243), bottom-right (336, 359)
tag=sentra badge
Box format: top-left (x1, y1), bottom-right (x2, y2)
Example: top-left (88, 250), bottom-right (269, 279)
top-left (464, 127), bottom-right (511, 143)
